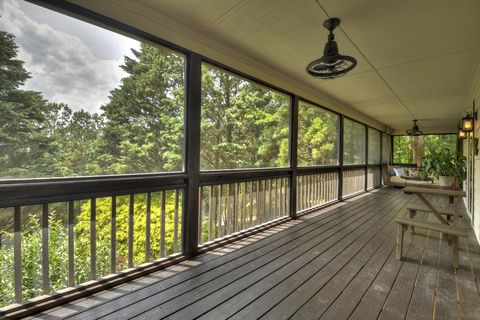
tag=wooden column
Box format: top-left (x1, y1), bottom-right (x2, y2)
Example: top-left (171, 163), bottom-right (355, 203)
top-left (184, 52), bottom-right (202, 257)
top-left (364, 126), bottom-right (368, 191)
top-left (289, 95), bottom-right (299, 219)
top-left (338, 115), bottom-right (344, 201)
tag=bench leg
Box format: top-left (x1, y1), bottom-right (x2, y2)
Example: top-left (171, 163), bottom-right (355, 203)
top-left (396, 224), bottom-right (405, 260)
top-left (407, 210), bottom-right (416, 233)
top-left (408, 209), bottom-right (416, 219)
top-left (453, 236), bottom-right (459, 270)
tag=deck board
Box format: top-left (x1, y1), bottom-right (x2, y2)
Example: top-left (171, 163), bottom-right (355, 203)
top-left (27, 188), bottom-right (480, 320)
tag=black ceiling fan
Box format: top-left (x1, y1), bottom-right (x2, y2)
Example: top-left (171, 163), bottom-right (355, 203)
top-left (406, 119), bottom-right (424, 136)
top-left (306, 18), bottom-right (357, 79)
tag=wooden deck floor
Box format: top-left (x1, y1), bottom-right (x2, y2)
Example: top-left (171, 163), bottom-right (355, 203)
top-left (28, 188), bottom-right (480, 320)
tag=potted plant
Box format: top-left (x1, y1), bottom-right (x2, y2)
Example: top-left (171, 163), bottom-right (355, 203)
top-left (419, 149), bottom-right (466, 188)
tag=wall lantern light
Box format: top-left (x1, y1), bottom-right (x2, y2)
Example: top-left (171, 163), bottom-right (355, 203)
top-left (458, 128), bottom-right (467, 139)
top-left (462, 113), bottom-right (476, 132)
top-left (462, 100), bottom-right (477, 132)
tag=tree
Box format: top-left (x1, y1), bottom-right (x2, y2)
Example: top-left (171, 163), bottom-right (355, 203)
top-left (200, 64), bottom-right (290, 169)
top-left (98, 44), bottom-right (185, 174)
top-left (343, 119), bottom-right (365, 164)
top-left (45, 103), bottom-right (103, 176)
top-left (297, 101), bottom-right (338, 166)
top-left (0, 31), bottom-right (60, 178)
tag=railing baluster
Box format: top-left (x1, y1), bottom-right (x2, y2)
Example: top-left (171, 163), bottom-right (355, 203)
top-left (319, 174), bottom-right (323, 204)
top-left (275, 178), bottom-right (279, 217)
top-left (298, 176), bottom-right (301, 211)
top-left (312, 175), bottom-right (316, 206)
top-left (317, 174), bottom-right (320, 205)
top-left (68, 201), bottom-right (75, 286)
top-left (174, 190), bottom-right (179, 252)
top-left (302, 176), bottom-right (306, 210)
top-left (90, 198), bottom-right (96, 279)
top-left (233, 183), bottom-right (237, 233)
top-left (111, 196), bottom-right (116, 273)
top-left (249, 182), bottom-right (254, 227)
top-left (326, 173), bottom-right (329, 202)
top-left (198, 188), bottom-right (203, 244)
top-left (145, 192), bottom-right (151, 262)
top-left (160, 190), bottom-right (166, 258)
top-left (279, 178), bottom-right (284, 215)
top-left (256, 181), bottom-right (260, 225)
top-left (226, 184), bottom-right (231, 235)
top-left (285, 177), bottom-right (288, 214)
top-left (14, 206), bottom-right (21, 303)
top-left (219, 184), bottom-right (224, 238)
top-left (242, 182), bottom-right (247, 230)
top-left (262, 180), bottom-right (267, 223)
top-left (307, 175), bottom-right (311, 208)
top-left (268, 179), bottom-right (272, 220)
top-left (328, 173), bottom-right (332, 201)
top-left (208, 187), bottom-right (213, 242)
top-left (306, 175), bottom-right (309, 208)
top-left (42, 203), bottom-right (50, 294)
top-left (303, 175), bottom-right (306, 210)
top-left (128, 194), bottom-right (134, 268)
top-left (311, 175), bottom-right (315, 207)
top-left (296, 176), bottom-right (299, 212)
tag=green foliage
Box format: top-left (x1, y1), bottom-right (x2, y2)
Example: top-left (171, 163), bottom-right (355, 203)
top-left (368, 128), bottom-right (381, 164)
top-left (343, 119), bottom-right (366, 164)
top-left (200, 65), bottom-right (290, 169)
top-left (393, 135), bottom-right (457, 164)
top-left (419, 148), bottom-right (466, 181)
top-left (98, 44), bottom-right (185, 174)
top-left (297, 101), bottom-right (338, 166)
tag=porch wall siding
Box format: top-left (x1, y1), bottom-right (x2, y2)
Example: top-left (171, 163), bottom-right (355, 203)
top-left (465, 63), bottom-right (480, 244)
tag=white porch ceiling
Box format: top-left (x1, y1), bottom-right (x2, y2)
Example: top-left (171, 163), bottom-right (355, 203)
top-left (71, 0), bottom-right (480, 133)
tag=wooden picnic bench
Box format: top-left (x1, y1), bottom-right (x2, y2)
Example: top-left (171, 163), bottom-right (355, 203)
top-left (397, 186), bottom-right (467, 269)
top-left (395, 217), bottom-right (468, 268)
top-left (402, 186), bottom-right (466, 225)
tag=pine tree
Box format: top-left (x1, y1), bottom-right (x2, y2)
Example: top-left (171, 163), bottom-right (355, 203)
top-left (0, 31), bottom-right (60, 178)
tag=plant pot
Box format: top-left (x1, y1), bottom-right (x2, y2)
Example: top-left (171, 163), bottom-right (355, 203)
top-left (438, 176), bottom-right (455, 187)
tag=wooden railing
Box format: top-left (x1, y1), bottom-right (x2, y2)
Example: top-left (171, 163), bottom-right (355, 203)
top-left (0, 163), bottom-right (385, 310)
top-left (0, 184), bottom-right (183, 306)
top-left (0, 164), bottom-right (388, 314)
top-left (198, 177), bottom-right (290, 244)
top-left (296, 172), bottom-right (338, 213)
top-left (367, 167), bottom-right (382, 190)
top-left (342, 168), bottom-right (366, 197)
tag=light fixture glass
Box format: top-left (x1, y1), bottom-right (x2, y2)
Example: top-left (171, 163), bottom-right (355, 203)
top-left (458, 128), bottom-right (467, 139)
top-left (462, 113), bottom-right (475, 132)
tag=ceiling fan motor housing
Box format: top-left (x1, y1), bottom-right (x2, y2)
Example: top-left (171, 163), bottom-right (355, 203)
top-left (306, 18), bottom-right (357, 79)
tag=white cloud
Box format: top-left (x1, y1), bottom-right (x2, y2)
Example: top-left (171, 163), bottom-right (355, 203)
top-left (0, 0), bottom-right (140, 113)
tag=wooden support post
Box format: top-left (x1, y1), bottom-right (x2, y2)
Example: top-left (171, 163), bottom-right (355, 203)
top-left (338, 115), bottom-right (344, 201)
top-left (453, 236), bottom-right (459, 269)
top-left (289, 95), bottom-right (299, 219)
top-left (396, 223), bottom-right (405, 260)
top-left (184, 52), bottom-right (201, 257)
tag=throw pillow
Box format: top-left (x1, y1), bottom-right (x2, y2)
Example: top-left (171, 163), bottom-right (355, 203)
top-left (393, 167), bottom-right (407, 177)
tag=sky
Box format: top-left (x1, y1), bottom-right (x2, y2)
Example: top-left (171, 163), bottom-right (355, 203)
top-left (0, 0), bottom-right (141, 113)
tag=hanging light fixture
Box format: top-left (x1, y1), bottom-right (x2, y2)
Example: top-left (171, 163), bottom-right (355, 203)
top-left (306, 18), bottom-right (357, 79)
top-left (406, 119), bottom-right (423, 136)
top-left (462, 100), bottom-right (477, 132)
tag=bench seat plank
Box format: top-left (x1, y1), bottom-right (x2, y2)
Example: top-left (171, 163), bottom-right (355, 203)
top-left (395, 218), bottom-right (468, 237)
top-left (407, 207), bottom-right (457, 218)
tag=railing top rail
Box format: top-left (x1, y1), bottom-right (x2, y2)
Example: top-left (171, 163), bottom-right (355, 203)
top-left (0, 174), bottom-right (187, 208)
top-left (199, 168), bottom-right (292, 186)
top-left (297, 166), bottom-right (340, 175)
